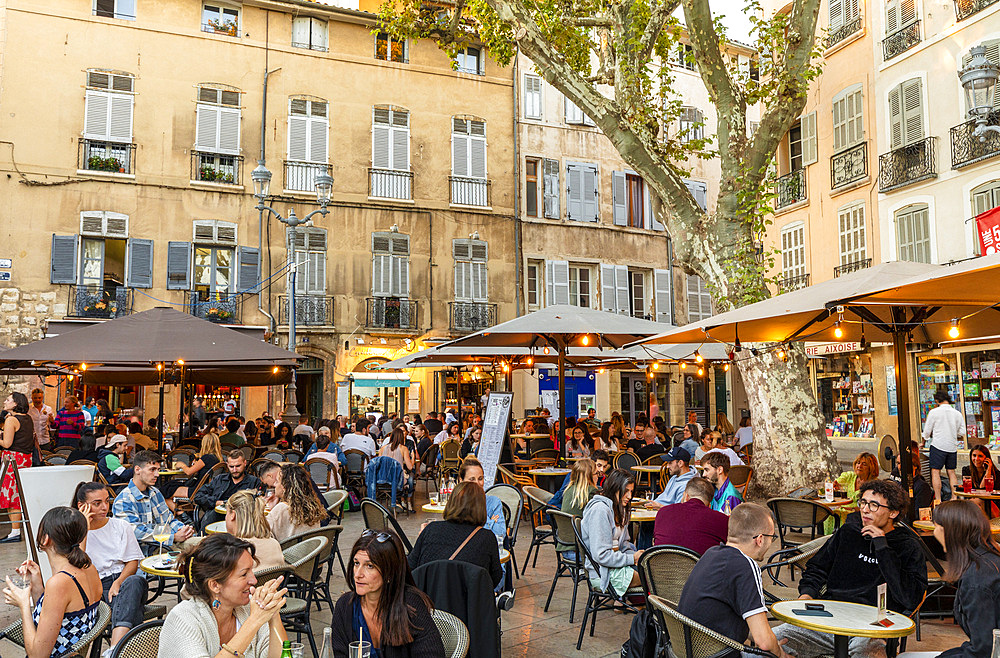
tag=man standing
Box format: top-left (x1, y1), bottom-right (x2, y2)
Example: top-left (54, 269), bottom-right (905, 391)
top-left (678, 503), bottom-right (791, 658)
top-left (294, 415), bottom-right (316, 441)
top-left (636, 426), bottom-right (667, 462)
top-left (653, 477), bottom-right (729, 553)
top-left (52, 395), bottom-right (85, 449)
top-left (112, 450), bottom-right (195, 547)
top-left (28, 388), bottom-right (53, 450)
top-left (342, 418), bottom-right (377, 457)
top-left (922, 390), bottom-right (964, 502)
top-left (702, 452), bottom-right (742, 515)
top-left (652, 447), bottom-right (696, 506)
top-left (193, 449), bottom-right (260, 530)
top-left (191, 396), bottom-right (207, 431)
top-left (774, 480), bottom-right (927, 658)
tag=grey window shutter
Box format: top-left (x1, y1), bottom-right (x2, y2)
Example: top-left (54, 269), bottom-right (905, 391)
top-left (126, 238), bottom-right (153, 288)
top-left (614, 266), bottom-right (630, 316)
top-left (166, 241), bottom-right (192, 290)
top-left (566, 164), bottom-right (583, 220)
top-left (392, 256), bottom-right (409, 297)
top-left (648, 185), bottom-right (665, 230)
top-left (901, 78), bottom-right (924, 146)
top-left (545, 261), bottom-right (554, 306)
top-left (581, 165), bottom-right (599, 222)
top-left (550, 260), bottom-right (570, 305)
top-left (654, 268), bottom-right (672, 323)
top-left (50, 235), bottom-right (79, 285)
top-left (542, 159), bottom-right (560, 219)
top-left (288, 113), bottom-right (309, 162)
top-left (684, 179), bottom-right (708, 211)
top-left (372, 253), bottom-right (391, 296)
top-left (612, 171), bottom-right (627, 225)
top-left (888, 85), bottom-right (903, 149)
top-left (600, 263), bottom-right (617, 312)
top-left (237, 246), bottom-right (260, 293)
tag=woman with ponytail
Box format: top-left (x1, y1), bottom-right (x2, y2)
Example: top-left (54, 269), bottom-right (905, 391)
top-left (2, 506), bottom-right (102, 657)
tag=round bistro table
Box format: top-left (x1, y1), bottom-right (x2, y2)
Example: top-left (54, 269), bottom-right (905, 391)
top-left (770, 599), bottom-right (914, 658)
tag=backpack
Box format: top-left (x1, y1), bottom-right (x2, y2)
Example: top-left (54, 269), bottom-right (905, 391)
top-left (621, 607), bottom-right (666, 658)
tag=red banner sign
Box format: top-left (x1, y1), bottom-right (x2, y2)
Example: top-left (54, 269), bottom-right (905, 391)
top-left (976, 206), bottom-right (1000, 255)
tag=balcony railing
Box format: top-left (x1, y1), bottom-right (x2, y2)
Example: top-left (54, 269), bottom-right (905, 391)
top-left (449, 301), bottom-right (497, 332)
top-left (951, 111), bottom-right (1000, 168)
top-left (369, 168), bottom-right (414, 200)
top-left (192, 152), bottom-right (243, 185)
top-left (188, 291), bottom-right (242, 324)
top-left (882, 20), bottom-right (921, 61)
top-left (450, 176), bottom-right (491, 207)
top-left (826, 16), bottom-right (863, 48)
top-left (79, 139), bottom-right (135, 175)
top-left (366, 297), bottom-right (418, 331)
top-left (202, 20), bottom-right (238, 36)
top-left (831, 142), bottom-right (868, 189)
top-left (284, 161), bottom-right (332, 193)
top-left (778, 273), bottom-right (810, 293)
top-left (834, 258), bottom-right (872, 277)
top-left (279, 295), bottom-right (334, 326)
top-left (878, 137), bottom-right (937, 192)
top-left (775, 169), bottom-right (806, 209)
top-left (955, 0), bottom-right (999, 20)
top-left (68, 285), bottom-right (132, 319)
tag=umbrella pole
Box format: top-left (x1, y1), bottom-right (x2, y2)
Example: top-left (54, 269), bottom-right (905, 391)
top-left (892, 329), bottom-right (915, 518)
top-left (558, 345), bottom-right (566, 464)
top-left (157, 382), bottom-right (164, 452)
top-left (456, 367), bottom-right (462, 437)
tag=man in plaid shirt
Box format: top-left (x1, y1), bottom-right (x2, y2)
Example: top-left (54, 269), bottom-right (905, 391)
top-left (113, 450), bottom-right (195, 546)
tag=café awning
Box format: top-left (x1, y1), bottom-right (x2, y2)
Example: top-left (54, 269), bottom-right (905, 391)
top-left (349, 372), bottom-right (411, 389)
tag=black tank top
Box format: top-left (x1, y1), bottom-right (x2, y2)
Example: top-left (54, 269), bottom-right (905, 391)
top-left (9, 413), bottom-right (34, 454)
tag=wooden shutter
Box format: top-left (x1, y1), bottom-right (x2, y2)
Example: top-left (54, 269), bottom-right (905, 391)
top-left (829, 0), bottom-right (844, 30)
top-left (391, 255), bottom-right (409, 297)
top-left (888, 85), bottom-right (903, 149)
top-left (524, 75), bottom-right (541, 119)
top-left (581, 165), bottom-right (598, 222)
top-left (104, 212), bottom-right (128, 238)
top-left (291, 16), bottom-right (310, 47)
top-left (549, 260), bottom-right (570, 305)
top-left (469, 120), bottom-right (486, 178)
top-left (391, 110), bottom-right (409, 171)
top-left (307, 251), bottom-right (327, 294)
top-left (195, 104), bottom-right (219, 151)
top-left (886, 0), bottom-right (899, 34)
top-left (83, 91), bottom-right (110, 140)
top-left (372, 254), bottom-right (391, 296)
top-left (236, 246), bottom-right (260, 293)
top-left (288, 106), bottom-right (309, 162)
top-left (218, 108), bottom-right (240, 154)
top-left (566, 164), bottom-right (583, 220)
top-left (565, 97), bottom-right (583, 124)
top-left (612, 171), bottom-right (627, 226)
top-left (654, 268), bottom-right (672, 323)
top-left (453, 240), bottom-right (471, 301)
top-left (614, 266), bottom-right (630, 315)
top-left (50, 235), bottom-right (79, 284)
top-left (452, 118), bottom-right (468, 176)
top-left (166, 241), bottom-right (192, 290)
top-left (833, 86), bottom-right (865, 152)
top-left (973, 183), bottom-right (1000, 215)
top-left (901, 78), bottom-right (924, 146)
top-left (542, 159), bottom-right (560, 219)
top-left (471, 261), bottom-right (487, 301)
top-left (372, 108), bottom-right (391, 169)
top-left (600, 264), bottom-right (617, 312)
top-left (545, 260), bottom-right (554, 306)
top-left (126, 238), bottom-right (153, 288)
top-left (801, 112), bottom-right (818, 165)
top-left (648, 184), bottom-right (664, 230)
top-left (838, 203), bottom-right (867, 264)
top-left (109, 94), bottom-right (133, 142)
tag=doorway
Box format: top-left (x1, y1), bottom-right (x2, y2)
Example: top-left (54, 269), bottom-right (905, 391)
top-left (295, 357), bottom-right (324, 422)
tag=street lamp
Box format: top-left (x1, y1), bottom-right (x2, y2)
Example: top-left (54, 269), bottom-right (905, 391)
top-left (253, 162), bottom-right (334, 425)
top-left (959, 45), bottom-right (1000, 141)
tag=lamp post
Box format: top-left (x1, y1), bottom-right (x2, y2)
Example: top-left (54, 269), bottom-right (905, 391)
top-left (252, 162), bottom-right (333, 426)
top-left (959, 45), bottom-right (1000, 141)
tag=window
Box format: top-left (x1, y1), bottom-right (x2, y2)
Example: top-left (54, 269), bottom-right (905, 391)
top-left (654, 268), bottom-right (672, 323)
top-left (452, 118), bottom-right (487, 179)
top-left (456, 47), bottom-right (484, 75)
top-left (545, 261), bottom-right (570, 305)
top-left (374, 32), bottom-right (407, 63)
top-left (628, 269), bottom-right (648, 318)
top-left (524, 74), bottom-right (542, 120)
top-left (679, 106), bottom-right (704, 144)
top-left (895, 204), bottom-right (931, 263)
top-left (838, 202), bottom-right (867, 265)
top-left (829, 0), bottom-right (860, 34)
top-left (371, 232), bottom-right (410, 297)
top-left (566, 162), bottom-right (598, 222)
top-left (600, 264), bottom-right (628, 314)
top-left (453, 239), bottom-right (488, 302)
top-left (612, 172), bottom-right (658, 229)
top-left (525, 158), bottom-right (540, 217)
top-left (673, 43), bottom-right (696, 71)
top-left (202, 4), bottom-right (239, 35)
top-left (526, 260), bottom-right (543, 309)
top-left (787, 123), bottom-right (803, 172)
top-left (290, 228), bottom-right (327, 295)
top-left (564, 97), bottom-right (595, 126)
top-left (94, 0), bottom-right (135, 20)
top-left (972, 181), bottom-right (1000, 254)
top-left (800, 112), bottom-right (818, 165)
top-left (74, 211), bottom-right (147, 290)
top-left (887, 78), bottom-right (924, 149)
top-left (684, 179), bottom-right (708, 211)
top-left (82, 70), bottom-right (134, 174)
top-left (372, 107), bottom-right (409, 171)
top-left (542, 158), bottom-right (560, 219)
top-left (291, 17), bottom-right (328, 51)
top-left (832, 85), bottom-right (864, 152)
top-left (568, 265), bottom-right (592, 308)
top-left (285, 98), bottom-right (329, 192)
top-left (686, 275), bottom-right (713, 322)
top-left (195, 86), bottom-right (241, 155)
top-left (191, 220), bottom-right (238, 295)
top-left (885, 0), bottom-right (917, 36)
top-left (781, 223), bottom-right (806, 279)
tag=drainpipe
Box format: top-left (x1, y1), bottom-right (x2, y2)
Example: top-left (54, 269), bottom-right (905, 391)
top-left (512, 45), bottom-right (523, 317)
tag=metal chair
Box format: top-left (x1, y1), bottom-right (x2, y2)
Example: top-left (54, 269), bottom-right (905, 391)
top-left (45, 455), bottom-right (68, 465)
top-left (274, 536), bottom-right (328, 658)
top-left (250, 457), bottom-right (277, 477)
top-left (729, 465), bottom-right (753, 497)
top-left (637, 544), bottom-right (700, 606)
top-left (342, 449), bottom-right (370, 493)
top-left (486, 483), bottom-right (523, 578)
top-left (175, 461), bottom-right (226, 527)
top-left (0, 600), bottom-right (111, 658)
top-left (166, 449), bottom-right (193, 467)
top-left (283, 449), bottom-right (304, 464)
top-left (766, 497), bottom-right (836, 547)
top-left (303, 457), bottom-right (337, 490)
top-left (531, 448), bottom-right (558, 461)
top-left (70, 459), bottom-right (97, 466)
top-left (647, 594), bottom-right (777, 658)
top-left (431, 609), bottom-right (470, 658)
top-left (261, 449), bottom-right (285, 462)
top-left (415, 443), bottom-right (440, 493)
top-left (321, 489), bottom-right (349, 577)
top-left (544, 510), bottom-right (587, 623)
top-left (760, 534), bottom-right (830, 603)
top-left (439, 440), bottom-right (462, 480)
top-left (896, 521), bottom-right (950, 640)
top-left (108, 619), bottom-right (163, 658)
top-left (497, 463), bottom-right (535, 489)
top-left (360, 498), bottom-right (413, 553)
top-left (521, 485), bottom-right (555, 572)
top-left (280, 533), bottom-right (333, 612)
top-left (613, 451), bottom-right (639, 472)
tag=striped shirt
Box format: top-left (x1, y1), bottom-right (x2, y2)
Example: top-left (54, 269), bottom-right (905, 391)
top-left (112, 480), bottom-right (185, 544)
top-left (52, 408), bottom-right (85, 442)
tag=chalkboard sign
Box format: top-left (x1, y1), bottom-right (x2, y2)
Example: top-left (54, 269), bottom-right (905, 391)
top-left (480, 392), bottom-right (514, 489)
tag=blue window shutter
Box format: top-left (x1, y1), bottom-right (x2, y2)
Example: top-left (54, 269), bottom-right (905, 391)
top-left (126, 238), bottom-right (154, 288)
top-left (166, 241), bottom-right (192, 290)
top-left (237, 246), bottom-right (260, 293)
top-left (50, 235), bottom-right (79, 284)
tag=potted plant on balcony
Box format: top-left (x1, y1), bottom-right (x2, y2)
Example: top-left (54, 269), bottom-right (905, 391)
top-left (199, 165), bottom-right (235, 184)
top-left (87, 155), bottom-right (123, 173)
top-left (205, 307), bottom-right (233, 323)
top-left (207, 18), bottom-right (238, 36)
top-left (82, 300), bottom-right (114, 317)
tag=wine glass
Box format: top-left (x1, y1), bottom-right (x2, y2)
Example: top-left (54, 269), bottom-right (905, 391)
top-left (151, 524), bottom-right (170, 559)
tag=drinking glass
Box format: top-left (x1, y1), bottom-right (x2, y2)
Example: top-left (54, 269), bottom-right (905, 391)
top-left (151, 524), bottom-right (170, 558)
top-left (7, 569), bottom-right (29, 589)
top-left (964, 476), bottom-right (974, 493)
top-left (289, 642), bottom-right (305, 658)
top-left (349, 641), bottom-right (371, 658)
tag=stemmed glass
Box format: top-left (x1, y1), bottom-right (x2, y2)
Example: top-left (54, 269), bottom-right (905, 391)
top-left (151, 524), bottom-right (170, 560)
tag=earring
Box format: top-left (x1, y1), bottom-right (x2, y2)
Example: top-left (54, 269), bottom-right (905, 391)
top-left (212, 598), bottom-right (221, 609)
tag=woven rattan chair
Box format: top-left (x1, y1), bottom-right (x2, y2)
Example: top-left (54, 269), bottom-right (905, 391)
top-left (637, 544), bottom-right (700, 606)
top-left (263, 537), bottom-right (327, 658)
top-left (544, 510), bottom-right (588, 623)
top-left (431, 609), bottom-right (470, 658)
top-left (521, 486), bottom-right (555, 572)
top-left (166, 449), bottom-right (194, 467)
top-left (45, 455), bottom-right (68, 465)
top-left (283, 449), bottom-right (304, 464)
top-left (360, 498), bottom-right (413, 553)
top-left (109, 619), bottom-right (163, 658)
top-left (766, 497), bottom-right (835, 548)
top-left (174, 461), bottom-right (226, 526)
top-left (280, 527), bottom-right (342, 614)
top-left (261, 449), bottom-right (285, 462)
top-left (729, 465), bottom-right (753, 497)
top-left (322, 489), bottom-right (349, 576)
top-left (0, 600), bottom-right (111, 658)
top-left (647, 594), bottom-right (776, 658)
top-left (486, 483), bottom-right (523, 578)
top-left (415, 443), bottom-right (440, 493)
top-left (498, 464), bottom-right (535, 489)
top-left (760, 534), bottom-right (830, 603)
top-left (613, 451), bottom-right (639, 472)
top-left (439, 440), bottom-right (462, 479)
top-left (304, 457), bottom-right (336, 490)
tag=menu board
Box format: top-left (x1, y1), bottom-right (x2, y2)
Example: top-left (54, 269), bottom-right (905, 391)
top-left (479, 392), bottom-right (514, 489)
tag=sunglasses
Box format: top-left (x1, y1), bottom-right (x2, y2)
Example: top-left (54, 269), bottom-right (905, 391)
top-left (360, 529), bottom-right (392, 543)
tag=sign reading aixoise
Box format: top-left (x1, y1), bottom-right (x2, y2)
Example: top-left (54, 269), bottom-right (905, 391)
top-left (805, 341), bottom-right (863, 356)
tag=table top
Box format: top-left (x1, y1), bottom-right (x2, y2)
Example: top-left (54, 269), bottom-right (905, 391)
top-left (912, 520), bottom-right (935, 532)
top-left (631, 465), bottom-right (663, 473)
top-left (206, 521), bottom-right (227, 535)
top-left (528, 468), bottom-right (571, 476)
top-left (955, 489), bottom-right (1000, 500)
top-left (770, 600), bottom-right (914, 638)
top-left (817, 497), bottom-right (855, 508)
top-left (158, 469), bottom-right (183, 477)
top-left (140, 554), bottom-right (180, 578)
top-left (500, 548), bottom-right (510, 564)
top-left (630, 507), bottom-right (658, 522)
top-left (422, 502), bottom-right (446, 513)
top-left (510, 434), bottom-right (553, 439)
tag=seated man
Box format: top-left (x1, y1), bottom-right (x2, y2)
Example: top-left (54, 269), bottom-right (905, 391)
top-left (128, 421), bottom-right (156, 451)
top-left (218, 417), bottom-right (245, 447)
top-left (635, 426), bottom-right (667, 462)
top-left (626, 420), bottom-right (647, 452)
top-left (341, 418), bottom-right (377, 458)
top-left (193, 448), bottom-right (261, 530)
top-left (702, 451), bottom-right (743, 515)
top-left (651, 447), bottom-right (696, 506)
top-left (97, 434), bottom-right (132, 485)
top-left (774, 479), bottom-right (928, 658)
top-left (307, 435), bottom-right (340, 467)
top-left (679, 503), bottom-right (791, 658)
top-left (653, 477), bottom-right (729, 554)
top-left (112, 449), bottom-right (195, 548)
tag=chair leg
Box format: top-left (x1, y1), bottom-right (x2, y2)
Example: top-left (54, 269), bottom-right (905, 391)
top-left (590, 594), bottom-right (600, 637)
top-left (303, 617), bottom-right (318, 658)
top-left (521, 538), bottom-right (536, 573)
top-left (576, 595), bottom-right (593, 650)
top-left (544, 564), bottom-right (563, 612)
top-left (569, 571), bottom-right (580, 624)
top-left (511, 550), bottom-right (520, 579)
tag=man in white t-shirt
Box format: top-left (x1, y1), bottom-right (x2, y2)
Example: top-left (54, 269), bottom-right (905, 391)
top-left (341, 418), bottom-right (377, 458)
top-left (922, 390), bottom-right (965, 502)
top-left (28, 388), bottom-right (53, 448)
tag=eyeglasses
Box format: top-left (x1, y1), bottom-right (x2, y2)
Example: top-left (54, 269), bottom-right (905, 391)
top-left (858, 498), bottom-right (886, 512)
top-left (360, 529), bottom-right (391, 543)
top-left (754, 533), bottom-right (778, 541)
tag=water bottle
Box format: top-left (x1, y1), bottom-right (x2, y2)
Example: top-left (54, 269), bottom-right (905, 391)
top-left (281, 640), bottom-right (293, 658)
top-left (990, 629), bottom-right (1000, 658)
top-left (319, 627), bottom-right (332, 658)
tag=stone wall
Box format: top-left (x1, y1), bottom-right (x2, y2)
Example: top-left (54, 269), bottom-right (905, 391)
top-left (0, 287), bottom-right (53, 348)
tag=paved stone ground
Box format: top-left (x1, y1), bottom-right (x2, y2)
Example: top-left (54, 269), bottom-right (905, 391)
top-left (0, 491), bottom-right (969, 658)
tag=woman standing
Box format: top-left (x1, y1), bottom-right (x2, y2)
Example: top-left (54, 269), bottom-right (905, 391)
top-left (379, 427), bottom-right (415, 506)
top-left (268, 464), bottom-right (327, 541)
top-left (158, 534), bottom-right (288, 658)
top-left (580, 469), bottom-right (643, 595)
top-left (1, 392), bottom-right (34, 543)
top-left (224, 491), bottom-right (285, 570)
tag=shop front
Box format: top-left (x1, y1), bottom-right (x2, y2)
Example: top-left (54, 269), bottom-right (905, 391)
top-left (433, 368), bottom-right (497, 418)
top-left (808, 341), bottom-right (876, 439)
top-left (348, 369), bottom-right (410, 419)
top-left (539, 369), bottom-right (596, 421)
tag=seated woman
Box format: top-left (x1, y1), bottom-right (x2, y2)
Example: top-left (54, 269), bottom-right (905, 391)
top-left (68, 434), bottom-right (99, 464)
top-left (224, 490), bottom-right (285, 570)
top-left (692, 430), bottom-right (717, 462)
top-left (561, 458), bottom-right (599, 518)
top-left (268, 464), bottom-right (327, 541)
top-left (566, 424), bottom-right (593, 459)
top-left (159, 534), bottom-right (288, 658)
top-left (835, 452), bottom-right (879, 503)
top-left (408, 480), bottom-right (503, 589)
top-left (678, 423), bottom-right (701, 457)
top-left (459, 425), bottom-right (482, 458)
top-left (962, 444), bottom-right (998, 490)
top-left (378, 426), bottom-right (415, 505)
top-left (164, 433), bottom-right (223, 512)
top-left (3, 506), bottom-right (103, 658)
top-left (580, 468), bottom-right (644, 596)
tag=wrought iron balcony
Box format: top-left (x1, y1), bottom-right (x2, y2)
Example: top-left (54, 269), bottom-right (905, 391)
top-left (192, 152), bottom-right (243, 185)
top-left (450, 176), bottom-right (491, 207)
top-left (366, 297), bottom-right (418, 331)
top-left (778, 273), bottom-right (810, 292)
top-left (279, 295), bottom-right (333, 326)
top-left (826, 16), bottom-right (863, 49)
top-left (188, 291), bottom-right (242, 324)
top-left (834, 258), bottom-right (872, 277)
top-left (831, 142), bottom-right (868, 189)
top-left (67, 285), bottom-right (132, 319)
top-left (284, 161), bottom-right (332, 193)
top-left (775, 169), bottom-right (806, 209)
top-left (878, 137), bottom-right (937, 192)
top-left (79, 139), bottom-right (135, 175)
top-left (955, 0), bottom-right (999, 20)
top-left (951, 112), bottom-right (1000, 169)
top-left (882, 21), bottom-right (921, 61)
top-left (449, 301), bottom-right (497, 332)
top-left (369, 168), bottom-right (414, 200)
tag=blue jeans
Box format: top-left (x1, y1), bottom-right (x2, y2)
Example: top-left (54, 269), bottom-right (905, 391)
top-left (101, 573), bottom-right (148, 631)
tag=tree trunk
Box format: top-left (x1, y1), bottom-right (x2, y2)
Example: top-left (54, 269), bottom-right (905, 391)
top-left (737, 344), bottom-right (840, 497)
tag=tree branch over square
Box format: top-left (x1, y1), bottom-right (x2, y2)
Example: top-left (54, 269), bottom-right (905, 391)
top-left (379, 0), bottom-right (840, 492)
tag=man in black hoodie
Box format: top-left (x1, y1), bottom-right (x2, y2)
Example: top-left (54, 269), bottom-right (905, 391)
top-left (774, 479), bottom-right (927, 658)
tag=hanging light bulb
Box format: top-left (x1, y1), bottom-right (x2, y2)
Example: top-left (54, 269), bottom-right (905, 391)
top-left (697, 367), bottom-right (704, 376)
top-left (177, 359), bottom-right (185, 366)
top-left (80, 363), bottom-right (88, 371)
top-left (777, 348), bottom-right (787, 361)
top-left (156, 362), bottom-right (164, 372)
top-left (598, 367), bottom-right (606, 374)
top-left (834, 321), bottom-right (844, 340)
top-left (272, 366), bottom-right (279, 374)
top-left (502, 362), bottom-right (509, 373)
top-left (581, 334), bottom-right (590, 346)
top-left (526, 356), bottom-right (534, 366)
top-left (680, 362), bottom-right (687, 370)
top-left (543, 346), bottom-right (550, 355)
top-left (695, 350), bottom-right (703, 363)
top-left (652, 361), bottom-right (660, 370)
top-left (724, 363), bottom-right (730, 372)
top-left (949, 319), bottom-right (960, 340)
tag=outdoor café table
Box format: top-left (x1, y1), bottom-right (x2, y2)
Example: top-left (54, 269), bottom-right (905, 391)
top-left (140, 554), bottom-right (182, 601)
top-left (205, 520), bottom-right (227, 535)
top-left (913, 517), bottom-right (1000, 534)
top-left (631, 465), bottom-right (663, 474)
top-left (629, 506), bottom-right (658, 523)
top-left (421, 502), bottom-right (446, 514)
top-left (770, 600), bottom-right (914, 658)
top-left (528, 467), bottom-right (571, 494)
top-left (499, 548), bottom-right (510, 564)
top-left (158, 468), bottom-right (183, 479)
top-left (955, 489), bottom-right (1000, 517)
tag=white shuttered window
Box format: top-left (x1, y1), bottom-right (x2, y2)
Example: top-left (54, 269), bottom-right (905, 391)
top-left (838, 203), bottom-right (867, 265)
top-left (291, 17), bottom-right (328, 51)
top-left (800, 112), bottom-right (818, 165)
top-left (83, 71), bottom-right (134, 143)
top-left (686, 274), bottom-right (713, 322)
top-left (289, 228), bottom-right (328, 295)
top-left (546, 260), bottom-right (570, 306)
top-left (781, 223), bottom-right (806, 279)
top-left (524, 74), bottom-right (542, 120)
top-left (288, 98), bottom-right (329, 164)
top-left (195, 86), bottom-right (241, 154)
top-left (372, 232), bottom-right (410, 297)
top-left (885, 0), bottom-right (917, 35)
top-left (832, 85), bottom-right (864, 152)
top-left (372, 107), bottom-right (409, 171)
top-left (453, 239), bottom-right (488, 302)
top-left (896, 205), bottom-right (932, 263)
top-left (452, 118), bottom-right (487, 179)
top-left (566, 162), bottom-right (599, 222)
top-left (888, 78), bottom-right (924, 149)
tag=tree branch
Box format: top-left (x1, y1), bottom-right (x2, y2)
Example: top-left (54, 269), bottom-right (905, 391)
top-left (638, 0), bottom-right (681, 62)
top-left (566, 16), bottom-right (613, 26)
top-left (680, 0), bottom-right (736, 112)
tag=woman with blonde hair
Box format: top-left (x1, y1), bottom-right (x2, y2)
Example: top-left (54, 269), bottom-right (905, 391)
top-left (164, 432), bottom-right (224, 510)
top-left (224, 491), bottom-right (284, 570)
top-left (560, 458), bottom-right (598, 518)
top-left (835, 452), bottom-right (880, 503)
top-left (714, 412), bottom-right (734, 437)
top-left (268, 464), bottom-right (327, 541)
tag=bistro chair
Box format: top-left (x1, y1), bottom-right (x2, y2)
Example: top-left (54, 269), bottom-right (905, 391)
top-left (254, 558), bottom-right (323, 658)
top-left (544, 510), bottom-right (587, 623)
top-left (613, 451), bottom-right (639, 473)
top-left (360, 498), bottom-right (413, 553)
top-left (44, 455), bottom-right (68, 465)
top-left (431, 609), bottom-right (470, 658)
top-left (531, 448), bottom-right (558, 461)
top-left (415, 443), bottom-right (440, 493)
top-left (54, 446), bottom-right (74, 456)
top-left (439, 440), bottom-right (462, 480)
top-left (321, 489), bottom-right (349, 577)
top-left (175, 461), bottom-right (226, 527)
top-left (70, 459), bottom-right (97, 467)
top-left (304, 457), bottom-right (336, 490)
top-left (342, 449), bottom-right (369, 494)
top-left (0, 601), bottom-right (110, 658)
top-left (637, 544), bottom-right (700, 606)
top-left (486, 483), bottom-right (523, 579)
top-left (521, 485), bottom-right (555, 572)
top-left (262, 449), bottom-right (285, 462)
top-left (896, 521), bottom-right (950, 640)
top-left (250, 457), bottom-right (276, 478)
top-left (280, 533), bottom-right (333, 613)
top-left (497, 464), bottom-right (534, 489)
top-left (166, 448), bottom-right (193, 467)
top-left (647, 595), bottom-right (777, 658)
top-left (729, 465), bottom-right (753, 498)
top-left (658, 463), bottom-right (670, 493)
top-left (760, 535), bottom-right (830, 603)
top-left (766, 497), bottom-right (835, 548)
top-left (107, 619), bottom-right (163, 658)
top-left (283, 449), bottom-right (304, 464)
